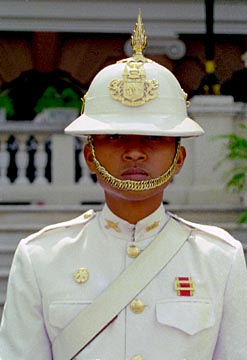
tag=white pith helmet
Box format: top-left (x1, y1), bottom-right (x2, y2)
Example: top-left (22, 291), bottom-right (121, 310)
top-left (65, 13), bottom-right (204, 138)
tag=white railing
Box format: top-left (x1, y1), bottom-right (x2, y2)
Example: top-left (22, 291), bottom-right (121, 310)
top-left (0, 96), bottom-right (246, 207)
top-left (0, 121), bottom-right (105, 205)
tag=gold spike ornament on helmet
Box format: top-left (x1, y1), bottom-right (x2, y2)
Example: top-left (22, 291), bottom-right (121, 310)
top-left (131, 10), bottom-right (147, 57)
top-left (65, 12), bottom-right (204, 137)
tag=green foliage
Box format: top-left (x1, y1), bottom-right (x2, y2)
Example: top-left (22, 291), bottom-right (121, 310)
top-left (0, 90), bottom-right (15, 117)
top-left (218, 123), bottom-right (247, 223)
top-left (34, 86), bottom-right (81, 114)
top-left (239, 210), bottom-right (247, 224)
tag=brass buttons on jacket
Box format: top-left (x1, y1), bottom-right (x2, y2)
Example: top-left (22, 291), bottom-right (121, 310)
top-left (130, 299), bottom-right (145, 314)
top-left (127, 244), bottom-right (140, 258)
top-left (130, 355), bottom-right (144, 360)
top-left (73, 267), bottom-right (89, 284)
top-left (83, 210), bottom-right (94, 219)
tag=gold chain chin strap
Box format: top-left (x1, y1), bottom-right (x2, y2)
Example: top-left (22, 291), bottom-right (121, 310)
top-left (87, 136), bottom-right (181, 191)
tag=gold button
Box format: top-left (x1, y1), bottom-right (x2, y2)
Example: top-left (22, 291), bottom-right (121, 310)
top-left (130, 299), bottom-right (145, 314)
top-left (73, 267), bottom-right (89, 283)
top-left (127, 244), bottom-right (140, 258)
top-left (83, 211), bottom-right (92, 219)
top-left (131, 356), bottom-right (144, 360)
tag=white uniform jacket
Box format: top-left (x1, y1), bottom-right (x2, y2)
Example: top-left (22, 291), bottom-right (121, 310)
top-left (0, 204), bottom-right (247, 360)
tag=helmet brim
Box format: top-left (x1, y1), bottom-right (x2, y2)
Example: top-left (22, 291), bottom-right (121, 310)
top-left (64, 113), bottom-right (204, 138)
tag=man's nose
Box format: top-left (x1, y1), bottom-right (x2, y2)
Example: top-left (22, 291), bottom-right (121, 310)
top-left (122, 140), bottom-right (147, 161)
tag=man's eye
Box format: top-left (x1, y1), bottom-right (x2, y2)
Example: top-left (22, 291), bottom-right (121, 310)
top-left (147, 136), bottom-right (162, 141)
top-left (108, 134), bottom-right (123, 141)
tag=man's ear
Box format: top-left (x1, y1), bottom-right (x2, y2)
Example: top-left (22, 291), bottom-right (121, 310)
top-left (84, 143), bottom-right (96, 174)
top-left (174, 145), bottom-right (186, 175)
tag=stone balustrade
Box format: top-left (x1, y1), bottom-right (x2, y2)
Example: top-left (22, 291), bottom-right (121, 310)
top-left (0, 96), bottom-right (246, 207)
top-left (0, 121), bottom-right (105, 205)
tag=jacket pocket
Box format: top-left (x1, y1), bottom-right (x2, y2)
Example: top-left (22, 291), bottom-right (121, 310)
top-left (156, 299), bottom-right (215, 335)
top-left (49, 300), bottom-right (92, 329)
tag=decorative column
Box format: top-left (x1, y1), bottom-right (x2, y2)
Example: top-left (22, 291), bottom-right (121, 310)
top-left (34, 134), bottom-right (49, 184)
top-left (0, 134), bottom-right (10, 185)
top-left (15, 134), bottom-right (29, 184)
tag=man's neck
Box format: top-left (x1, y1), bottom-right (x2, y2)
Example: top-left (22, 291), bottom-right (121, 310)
top-left (105, 193), bottom-right (163, 224)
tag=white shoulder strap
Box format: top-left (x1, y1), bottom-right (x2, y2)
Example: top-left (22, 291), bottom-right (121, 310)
top-left (52, 217), bottom-right (190, 360)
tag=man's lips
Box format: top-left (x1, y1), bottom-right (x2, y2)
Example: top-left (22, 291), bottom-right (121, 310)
top-left (121, 168), bottom-right (149, 181)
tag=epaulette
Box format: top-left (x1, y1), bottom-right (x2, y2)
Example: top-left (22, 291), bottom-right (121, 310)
top-left (25, 209), bottom-right (96, 243)
top-left (169, 212), bottom-right (238, 248)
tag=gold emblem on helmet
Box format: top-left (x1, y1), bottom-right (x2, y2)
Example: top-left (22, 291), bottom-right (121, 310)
top-left (109, 10), bottom-right (159, 107)
top-left (109, 62), bottom-right (159, 107)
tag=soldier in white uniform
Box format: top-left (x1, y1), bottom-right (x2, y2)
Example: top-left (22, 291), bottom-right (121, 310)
top-left (1, 13), bottom-right (247, 360)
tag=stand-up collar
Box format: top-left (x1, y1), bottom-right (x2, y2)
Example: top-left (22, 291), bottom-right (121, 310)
top-left (99, 203), bottom-right (170, 242)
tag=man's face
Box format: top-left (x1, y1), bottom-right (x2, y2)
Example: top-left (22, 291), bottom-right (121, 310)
top-left (84, 134), bottom-right (186, 201)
